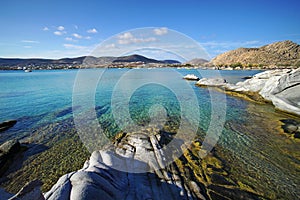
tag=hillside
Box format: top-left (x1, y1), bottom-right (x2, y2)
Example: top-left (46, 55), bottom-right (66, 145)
top-left (0, 54), bottom-right (180, 70)
top-left (112, 54), bottom-right (179, 64)
top-left (185, 58), bottom-right (209, 66)
top-left (210, 40), bottom-right (300, 68)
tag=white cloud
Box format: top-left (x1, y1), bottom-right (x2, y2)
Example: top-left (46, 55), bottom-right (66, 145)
top-left (72, 33), bottom-right (82, 39)
top-left (23, 46), bottom-right (32, 48)
top-left (85, 36), bottom-right (92, 40)
top-left (118, 37), bottom-right (156, 45)
top-left (104, 43), bottom-right (116, 48)
top-left (43, 27), bottom-right (49, 31)
top-left (153, 27), bottom-right (168, 35)
top-left (87, 28), bottom-right (98, 33)
top-left (117, 32), bottom-right (157, 45)
top-left (21, 40), bottom-right (40, 43)
top-left (118, 32), bottom-right (133, 40)
top-left (63, 43), bottom-right (87, 50)
top-left (57, 26), bottom-right (65, 31)
top-left (65, 37), bottom-right (77, 42)
top-left (54, 31), bottom-right (63, 36)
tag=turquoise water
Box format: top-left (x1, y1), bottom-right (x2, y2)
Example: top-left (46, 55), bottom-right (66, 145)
top-left (0, 68), bottom-right (259, 142)
top-left (1, 68), bottom-right (299, 199)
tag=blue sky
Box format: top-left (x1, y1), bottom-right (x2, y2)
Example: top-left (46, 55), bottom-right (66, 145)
top-left (1, 0), bottom-right (300, 60)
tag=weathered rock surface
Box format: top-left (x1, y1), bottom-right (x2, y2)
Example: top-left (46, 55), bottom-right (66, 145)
top-left (196, 68), bottom-right (300, 116)
top-left (210, 40), bottom-right (300, 68)
top-left (42, 130), bottom-right (260, 200)
top-left (183, 74), bottom-right (200, 81)
top-left (0, 120), bottom-right (17, 132)
top-left (196, 78), bottom-right (227, 87)
top-left (280, 119), bottom-right (300, 138)
top-left (44, 131), bottom-right (207, 200)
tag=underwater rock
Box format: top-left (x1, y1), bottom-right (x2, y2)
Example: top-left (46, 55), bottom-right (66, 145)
top-left (0, 139), bottom-right (21, 176)
top-left (0, 120), bottom-right (17, 132)
top-left (280, 119), bottom-right (300, 138)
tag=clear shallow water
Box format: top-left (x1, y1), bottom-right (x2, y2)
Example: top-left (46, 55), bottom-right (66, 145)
top-left (1, 68), bottom-right (299, 199)
top-left (0, 69), bottom-right (259, 138)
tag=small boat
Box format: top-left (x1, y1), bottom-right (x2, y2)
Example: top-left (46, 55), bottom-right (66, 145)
top-left (24, 69), bottom-right (32, 73)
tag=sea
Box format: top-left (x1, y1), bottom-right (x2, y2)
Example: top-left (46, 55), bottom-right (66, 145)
top-left (0, 68), bottom-right (299, 198)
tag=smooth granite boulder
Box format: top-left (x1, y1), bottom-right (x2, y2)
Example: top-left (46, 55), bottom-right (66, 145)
top-left (196, 69), bottom-right (300, 116)
top-left (44, 132), bottom-right (207, 200)
top-left (196, 78), bottom-right (227, 87)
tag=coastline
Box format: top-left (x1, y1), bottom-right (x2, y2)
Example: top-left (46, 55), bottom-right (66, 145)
top-left (0, 68), bottom-right (300, 199)
top-left (195, 68), bottom-right (300, 117)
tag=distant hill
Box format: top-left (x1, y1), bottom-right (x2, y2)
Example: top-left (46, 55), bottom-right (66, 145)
top-left (210, 40), bottom-right (300, 68)
top-left (112, 54), bottom-right (179, 64)
top-left (0, 54), bottom-right (180, 69)
top-left (185, 58), bottom-right (209, 65)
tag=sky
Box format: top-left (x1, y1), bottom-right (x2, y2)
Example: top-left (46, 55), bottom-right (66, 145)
top-left (1, 0), bottom-right (300, 60)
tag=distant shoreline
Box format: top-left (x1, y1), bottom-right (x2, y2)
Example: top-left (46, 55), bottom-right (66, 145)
top-left (0, 65), bottom-right (298, 71)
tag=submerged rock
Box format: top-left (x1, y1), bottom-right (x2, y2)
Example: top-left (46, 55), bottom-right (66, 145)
top-left (0, 120), bottom-right (17, 132)
top-left (0, 139), bottom-right (20, 154)
top-left (0, 139), bottom-right (21, 176)
top-left (280, 119), bottom-right (300, 138)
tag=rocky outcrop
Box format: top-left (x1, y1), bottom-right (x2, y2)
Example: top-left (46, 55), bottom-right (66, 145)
top-left (210, 40), bottom-right (300, 68)
top-left (280, 119), bottom-right (300, 138)
top-left (44, 131), bottom-right (207, 200)
top-left (42, 129), bottom-right (260, 200)
top-left (196, 78), bottom-right (227, 86)
top-left (196, 68), bottom-right (300, 116)
top-left (183, 74), bottom-right (200, 81)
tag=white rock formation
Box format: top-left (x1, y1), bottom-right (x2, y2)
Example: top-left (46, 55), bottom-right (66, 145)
top-left (44, 132), bottom-right (206, 200)
top-left (183, 74), bottom-right (200, 81)
top-left (196, 78), bottom-right (227, 87)
top-left (196, 68), bottom-right (300, 116)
